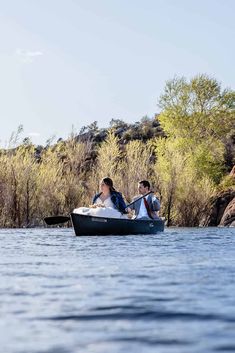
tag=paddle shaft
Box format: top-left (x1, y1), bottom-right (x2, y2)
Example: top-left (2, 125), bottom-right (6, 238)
top-left (125, 191), bottom-right (153, 209)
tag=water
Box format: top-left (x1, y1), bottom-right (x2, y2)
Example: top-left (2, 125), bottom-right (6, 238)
top-left (0, 227), bottom-right (235, 353)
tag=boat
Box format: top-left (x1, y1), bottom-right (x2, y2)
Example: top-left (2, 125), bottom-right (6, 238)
top-left (70, 213), bottom-right (164, 236)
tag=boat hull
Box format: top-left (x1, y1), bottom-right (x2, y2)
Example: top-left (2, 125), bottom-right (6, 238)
top-left (71, 213), bottom-right (164, 236)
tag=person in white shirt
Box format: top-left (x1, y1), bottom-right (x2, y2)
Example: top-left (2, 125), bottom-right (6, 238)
top-left (128, 180), bottom-right (161, 220)
top-left (73, 177), bottom-right (128, 219)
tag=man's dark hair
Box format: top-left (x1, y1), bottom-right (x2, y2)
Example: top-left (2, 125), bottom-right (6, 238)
top-left (139, 180), bottom-right (150, 189)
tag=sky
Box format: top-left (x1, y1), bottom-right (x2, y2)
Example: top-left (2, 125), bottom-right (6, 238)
top-left (0, 0), bottom-right (235, 146)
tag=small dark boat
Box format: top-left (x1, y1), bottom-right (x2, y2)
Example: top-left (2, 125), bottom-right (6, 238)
top-left (71, 213), bottom-right (164, 236)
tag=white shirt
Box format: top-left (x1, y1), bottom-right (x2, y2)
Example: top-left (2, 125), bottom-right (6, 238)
top-left (136, 198), bottom-right (149, 219)
top-left (95, 196), bottom-right (115, 208)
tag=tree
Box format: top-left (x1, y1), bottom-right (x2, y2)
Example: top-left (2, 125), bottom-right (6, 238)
top-left (155, 137), bottom-right (215, 226)
top-left (157, 74), bottom-right (235, 183)
top-left (109, 119), bottom-right (128, 129)
top-left (154, 74), bottom-right (235, 225)
top-left (158, 74), bottom-right (235, 141)
top-left (79, 121), bottom-right (99, 135)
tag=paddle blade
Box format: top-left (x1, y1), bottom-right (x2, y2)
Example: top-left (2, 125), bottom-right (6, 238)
top-left (44, 216), bottom-right (70, 225)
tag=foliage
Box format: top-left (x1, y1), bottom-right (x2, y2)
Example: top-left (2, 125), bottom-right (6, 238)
top-left (155, 138), bottom-right (216, 225)
top-left (158, 74), bottom-right (235, 141)
top-left (154, 74), bottom-right (235, 225)
top-left (0, 74), bottom-right (234, 227)
top-left (90, 130), bottom-right (124, 196)
top-left (217, 175), bottom-right (235, 192)
top-left (0, 145), bottom-right (37, 227)
top-left (122, 140), bottom-right (153, 201)
top-left (157, 74), bottom-right (235, 182)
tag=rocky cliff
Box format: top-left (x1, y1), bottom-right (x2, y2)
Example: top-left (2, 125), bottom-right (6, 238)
top-left (201, 166), bottom-right (235, 227)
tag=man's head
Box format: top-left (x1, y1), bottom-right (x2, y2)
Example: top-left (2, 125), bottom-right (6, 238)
top-left (138, 180), bottom-right (150, 195)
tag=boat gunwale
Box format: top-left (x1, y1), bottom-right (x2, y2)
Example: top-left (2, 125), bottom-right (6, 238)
top-left (70, 212), bottom-right (164, 224)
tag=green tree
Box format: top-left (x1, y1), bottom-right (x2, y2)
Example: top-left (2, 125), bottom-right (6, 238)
top-left (157, 74), bottom-right (235, 183)
top-left (158, 74), bottom-right (235, 141)
top-left (155, 137), bottom-right (215, 226)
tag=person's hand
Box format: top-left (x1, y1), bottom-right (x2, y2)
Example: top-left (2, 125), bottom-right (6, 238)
top-left (89, 204), bottom-right (106, 208)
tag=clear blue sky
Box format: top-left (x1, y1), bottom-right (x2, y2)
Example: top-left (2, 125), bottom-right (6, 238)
top-left (0, 0), bottom-right (234, 146)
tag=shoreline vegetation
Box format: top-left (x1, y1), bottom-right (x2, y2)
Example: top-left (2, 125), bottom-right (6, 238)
top-left (0, 74), bottom-right (234, 228)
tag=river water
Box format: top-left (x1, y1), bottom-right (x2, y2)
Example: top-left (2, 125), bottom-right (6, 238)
top-left (0, 227), bottom-right (235, 353)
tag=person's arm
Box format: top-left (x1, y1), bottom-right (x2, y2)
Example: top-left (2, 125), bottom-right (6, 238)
top-left (128, 203), bottom-right (134, 211)
top-left (152, 196), bottom-right (161, 212)
top-left (149, 195), bottom-right (160, 218)
top-left (118, 193), bottom-right (128, 213)
top-left (126, 196), bottom-right (139, 211)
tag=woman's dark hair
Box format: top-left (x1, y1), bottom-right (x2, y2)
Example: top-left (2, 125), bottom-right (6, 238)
top-left (102, 177), bottom-right (116, 192)
top-left (139, 180), bottom-right (150, 189)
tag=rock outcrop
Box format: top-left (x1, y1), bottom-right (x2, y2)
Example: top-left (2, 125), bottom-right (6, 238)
top-left (219, 197), bottom-right (235, 227)
top-left (230, 165), bottom-right (235, 177)
top-left (201, 166), bottom-right (235, 227)
top-left (201, 189), bottom-right (235, 227)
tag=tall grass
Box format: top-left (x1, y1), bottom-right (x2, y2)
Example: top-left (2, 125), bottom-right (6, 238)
top-left (0, 129), bottom-right (232, 227)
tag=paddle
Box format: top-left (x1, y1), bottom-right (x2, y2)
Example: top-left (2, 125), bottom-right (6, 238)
top-left (44, 215), bottom-right (70, 225)
top-left (125, 190), bottom-right (153, 209)
top-left (44, 191), bottom-right (153, 225)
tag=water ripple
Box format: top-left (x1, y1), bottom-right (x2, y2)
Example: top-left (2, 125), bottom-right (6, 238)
top-left (37, 310), bottom-right (235, 324)
top-left (1, 227), bottom-right (235, 353)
